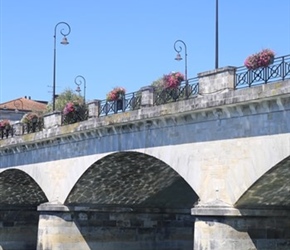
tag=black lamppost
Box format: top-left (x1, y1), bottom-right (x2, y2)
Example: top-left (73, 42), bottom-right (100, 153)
top-left (215, 0), bottom-right (219, 69)
top-left (74, 75), bottom-right (86, 104)
top-left (174, 40), bottom-right (188, 83)
top-left (52, 22), bottom-right (71, 111)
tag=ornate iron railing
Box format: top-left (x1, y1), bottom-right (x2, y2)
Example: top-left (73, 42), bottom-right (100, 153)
top-left (154, 77), bottom-right (199, 105)
top-left (0, 120), bottom-right (45, 140)
top-left (0, 128), bottom-right (14, 139)
top-left (21, 120), bottom-right (44, 134)
top-left (2, 54), bottom-right (290, 140)
top-left (62, 105), bottom-right (89, 125)
top-left (98, 92), bottom-right (141, 117)
top-left (235, 54), bottom-right (290, 89)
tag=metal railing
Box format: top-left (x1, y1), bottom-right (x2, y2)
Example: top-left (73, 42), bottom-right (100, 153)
top-left (2, 54), bottom-right (290, 141)
top-left (98, 92), bottom-right (141, 117)
top-left (0, 120), bottom-right (44, 140)
top-left (61, 105), bottom-right (88, 125)
top-left (235, 54), bottom-right (290, 89)
top-left (154, 77), bottom-right (199, 105)
top-left (21, 120), bottom-right (44, 134)
top-left (0, 128), bottom-right (14, 139)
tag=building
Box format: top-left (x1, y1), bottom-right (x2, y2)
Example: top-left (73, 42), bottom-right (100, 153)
top-left (0, 96), bottom-right (48, 122)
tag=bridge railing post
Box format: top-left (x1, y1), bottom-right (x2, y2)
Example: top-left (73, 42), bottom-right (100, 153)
top-left (198, 66), bottom-right (236, 95)
top-left (87, 99), bottom-right (101, 118)
top-left (43, 111), bottom-right (62, 129)
top-left (140, 86), bottom-right (154, 107)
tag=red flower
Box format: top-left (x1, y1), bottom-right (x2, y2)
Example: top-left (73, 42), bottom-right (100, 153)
top-left (163, 72), bottom-right (185, 89)
top-left (106, 87), bottom-right (126, 101)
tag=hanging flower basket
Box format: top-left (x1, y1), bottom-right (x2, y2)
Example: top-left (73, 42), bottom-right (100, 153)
top-left (63, 101), bottom-right (87, 124)
top-left (106, 87), bottom-right (126, 101)
top-left (0, 119), bottom-right (11, 130)
top-left (244, 49), bottom-right (275, 70)
top-left (21, 112), bottom-right (39, 124)
top-left (163, 72), bottom-right (185, 89)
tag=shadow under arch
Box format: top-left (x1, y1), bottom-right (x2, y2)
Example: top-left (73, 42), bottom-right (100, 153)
top-left (0, 168), bottom-right (48, 206)
top-left (235, 155), bottom-right (290, 209)
top-left (65, 151), bottom-right (199, 209)
top-left (222, 156), bottom-right (290, 250)
top-left (0, 169), bottom-right (48, 250)
top-left (61, 152), bottom-right (198, 249)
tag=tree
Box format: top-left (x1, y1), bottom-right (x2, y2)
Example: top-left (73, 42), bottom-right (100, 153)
top-left (46, 88), bottom-right (84, 113)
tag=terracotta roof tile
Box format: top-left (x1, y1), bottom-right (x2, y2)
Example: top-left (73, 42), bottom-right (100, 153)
top-left (0, 97), bottom-right (47, 112)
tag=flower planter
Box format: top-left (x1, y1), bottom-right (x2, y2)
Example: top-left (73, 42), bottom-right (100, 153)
top-left (114, 96), bottom-right (124, 113)
top-left (244, 49), bottom-right (275, 70)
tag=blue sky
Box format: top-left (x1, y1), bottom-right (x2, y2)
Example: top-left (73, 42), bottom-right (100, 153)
top-left (0, 0), bottom-right (289, 104)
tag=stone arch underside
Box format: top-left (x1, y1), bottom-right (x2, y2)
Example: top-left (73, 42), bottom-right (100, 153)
top-left (65, 151), bottom-right (198, 209)
top-left (0, 169), bottom-right (48, 206)
top-left (235, 155), bottom-right (290, 208)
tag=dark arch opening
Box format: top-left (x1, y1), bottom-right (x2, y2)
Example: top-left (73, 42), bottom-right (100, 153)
top-left (0, 169), bottom-right (48, 206)
top-left (0, 169), bottom-right (48, 250)
top-left (235, 155), bottom-right (290, 209)
top-left (65, 151), bottom-right (198, 209)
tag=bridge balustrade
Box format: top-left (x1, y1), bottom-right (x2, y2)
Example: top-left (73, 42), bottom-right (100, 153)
top-left (1, 54), bottom-right (290, 140)
top-left (235, 54), bottom-right (290, 88)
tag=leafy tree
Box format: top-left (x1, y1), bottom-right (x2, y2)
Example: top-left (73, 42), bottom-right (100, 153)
top-left (46, 88), bottom-right (84, 113)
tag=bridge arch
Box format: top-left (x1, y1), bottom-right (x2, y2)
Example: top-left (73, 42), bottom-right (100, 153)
top-left (0, 168), bottom-right (48, 206)
top-left (235, 155), bottom-right (290, 208)
top-left (0, 169), bottom-right (48, 249)
top-left (65, 151), bottom-right (198, 209)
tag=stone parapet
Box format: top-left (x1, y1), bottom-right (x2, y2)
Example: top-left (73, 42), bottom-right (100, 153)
top-left (87, 99), bottom-right (101, 118)
top-left (43, 111), bottom-right (62, 129)
top-left (140, 86), bottom-right (154, 107)
top-left (198, 66), bottom-right (236, 95)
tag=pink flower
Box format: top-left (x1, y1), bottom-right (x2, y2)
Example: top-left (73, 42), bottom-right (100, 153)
top-left (106, 87), bottom-right (126, 101)
top-left (244, 49), bottom-right (275, 70)
top-left (163, 72), bottom-right (185, 89)
top-left (0, 119), bottom-right (10, 129)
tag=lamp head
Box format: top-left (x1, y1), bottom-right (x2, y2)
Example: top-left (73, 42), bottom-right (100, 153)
top-left (175, 53), bottom-right (182, 61)
top-left (75, 86), bottom-right (81, 93)
top-left (60, 36), bottom-right (69, 45)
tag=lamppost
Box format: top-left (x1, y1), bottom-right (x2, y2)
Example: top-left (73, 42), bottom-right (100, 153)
top-left (174, 40), bottom-right (188, 82)
top-left (52, 22), bottom-right (71, 111)
top-left (174, 40), bottom-right (188, 96)
top-left (74, 75), bottom-right (86, 104)
top-left (215, 0), bottom-right (219, 69)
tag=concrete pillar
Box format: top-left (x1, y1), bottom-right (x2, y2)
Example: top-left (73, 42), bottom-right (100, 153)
top-left (37, 203), bottom-right (194, 250)
top-left (37, 203), bottom-right (90, 250)
top-left (43, 112), bottom-right (62, 129)
top-left (140, 86), bottom-right (154, 107)
top-left (87, 99), bottom-right (101, 118)
top-left (0, 206), bottom-right (39, 250)
top-left (198, 66), bottom-right (236, 95)
top-left (192, 205), bottom-right (290, 250)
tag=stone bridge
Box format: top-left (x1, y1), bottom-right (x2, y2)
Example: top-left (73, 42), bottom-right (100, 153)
top-left (1, 67), bottom-right (290, 249)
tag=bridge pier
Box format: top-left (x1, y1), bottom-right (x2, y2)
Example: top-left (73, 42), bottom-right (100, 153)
top-left (0, 206), bottom-right (39, 250)
top-left (192, 204), bottom-right (290, 250)
top-left (37, 202), bottom-right (194, 250)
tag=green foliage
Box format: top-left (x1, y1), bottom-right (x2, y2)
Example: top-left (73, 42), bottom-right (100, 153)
top-left (46, 88), bottom-right (84, 113)
top-left (151, 77), bottom-right (165, 92)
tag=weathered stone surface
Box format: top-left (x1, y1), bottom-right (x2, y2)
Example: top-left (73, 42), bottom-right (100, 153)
top-left (37, 209), bottom-right (194, 250)
top-left (0, 71), bottom-right (290, 249)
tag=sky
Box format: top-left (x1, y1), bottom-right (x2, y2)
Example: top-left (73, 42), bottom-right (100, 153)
top-left (0, 0), bottom-right (290, 104)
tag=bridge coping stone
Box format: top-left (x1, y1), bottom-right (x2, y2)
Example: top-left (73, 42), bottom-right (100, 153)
top-left (198, 66), bottom-right (236, 95)
top-left (37, 202), bottom-right (189, 214)
top-left (1, 79), bottom-right (290, 153)
top-left (191, 205), bottom-right (290, 217)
